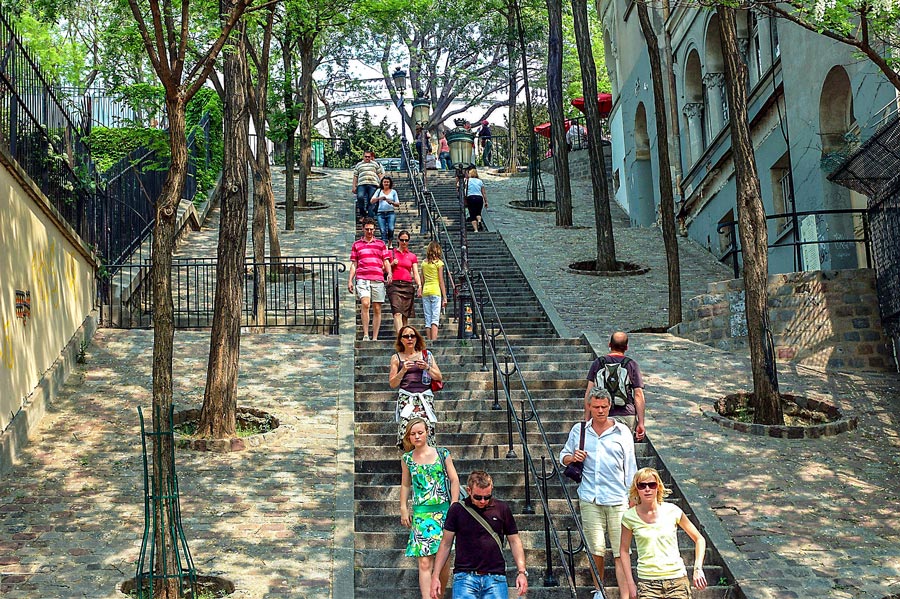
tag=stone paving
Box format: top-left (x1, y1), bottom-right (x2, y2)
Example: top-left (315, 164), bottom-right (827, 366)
top-left (2, 165), bottom-right (900, 599)
top-left (0, 168), bottom-right (358, 599)
top-left (482, 170), bottom-right (900, 599)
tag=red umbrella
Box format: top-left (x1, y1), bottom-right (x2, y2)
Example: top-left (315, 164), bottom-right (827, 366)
top-left (571, 93), bottom-right (613, 117)
top-left (534, 119), bottom-right (574, 138)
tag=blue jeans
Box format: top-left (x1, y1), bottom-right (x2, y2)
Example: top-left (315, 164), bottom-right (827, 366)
top-left (356, 184), bottom-right (378, 219)
top-left (377, 211), bottom-right (396, 244)
top-left (452, 572), bottom-right (507, 599)
top-left (440, 151), bottom-right (452, 170)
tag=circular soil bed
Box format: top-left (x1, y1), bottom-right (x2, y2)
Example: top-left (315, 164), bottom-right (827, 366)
top-left (275, 200), bottom-right (328, 211)
top-left (629, 326), bottom-right (669, 333)
top-left (118, 575), bottom-right (235, 598)
top-left (567, 259), bottom-right (650, 277)
top-left (705, 392), bottom-right (857, 439)
top-left (173, 407), bottom-right (281, 452)
top-left (508, 200), bottom-right (556, 212)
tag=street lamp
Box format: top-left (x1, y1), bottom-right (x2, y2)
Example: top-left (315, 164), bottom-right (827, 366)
top-left (412, 94), bottom-right (430, 190)
top-left (391, 68), bottom-right (408, 167)
top-left (446, 118), bottom-right (476, 339)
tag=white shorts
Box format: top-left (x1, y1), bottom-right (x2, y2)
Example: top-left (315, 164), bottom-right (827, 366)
top-left (356, 279), bottom-right (386, 303)
top-left (422, 295), bottom-right (442, 328)
top-left (580, 501), bottom-right (628, 557)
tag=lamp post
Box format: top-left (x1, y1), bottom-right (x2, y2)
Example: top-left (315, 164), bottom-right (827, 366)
top-left (412, 94), bottom-right (430, 191)
top-left (391, 67), bottom-right (407, 168)
top-left (446, 118), bottom-right (476, 339)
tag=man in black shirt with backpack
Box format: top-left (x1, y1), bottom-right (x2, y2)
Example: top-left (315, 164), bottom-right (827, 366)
top-left (583, 331), bottom-right (646, 441)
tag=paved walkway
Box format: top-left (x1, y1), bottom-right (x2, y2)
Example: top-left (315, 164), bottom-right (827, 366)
top-left (0, 168), bottom-right (358, 598)
top-left (483, 170), bottom-right (900, 599)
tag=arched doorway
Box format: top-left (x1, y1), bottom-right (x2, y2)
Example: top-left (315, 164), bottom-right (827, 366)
top-left (703, 15), bottom-right (728, 137)
top-left (818, 65), bottom-right (865, 269)
top-left (631, 103), bottom-right (656, 226)
top-left (682, 49), bottom-right (705, 165)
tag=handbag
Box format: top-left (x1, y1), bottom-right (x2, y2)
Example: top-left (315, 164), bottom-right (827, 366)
top-left (563, 422), bottom-right (586, 483)
top-left (423, 349), bottom-right (444, 392)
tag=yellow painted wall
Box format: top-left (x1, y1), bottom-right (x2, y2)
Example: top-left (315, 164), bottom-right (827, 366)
top-left (0, 164), bottom-right (95, 431)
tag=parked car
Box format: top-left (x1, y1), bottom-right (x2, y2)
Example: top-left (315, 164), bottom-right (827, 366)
top-left (376, 157), bottom-right (402, 171)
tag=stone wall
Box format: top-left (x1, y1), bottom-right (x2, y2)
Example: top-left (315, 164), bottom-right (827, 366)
top-left (539, 145), bottom-right (612, 183)
top-left (671, 269), bottom-right (895, 371)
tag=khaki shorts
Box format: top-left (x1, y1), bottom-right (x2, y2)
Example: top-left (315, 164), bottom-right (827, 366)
top-left (579, 501), bottom-right (627, 557)
top-left (356, 279), bottom-right (386, 303)
top-left (637, 576), bottom-right (693, 599)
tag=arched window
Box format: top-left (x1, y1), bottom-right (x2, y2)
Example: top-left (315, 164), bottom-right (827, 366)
top-left (682, 49), bottom-right (705, 164)
top-left (631, 103), bottom-right (655, 226)
top-left (703, 15), bottom-right (728, 137)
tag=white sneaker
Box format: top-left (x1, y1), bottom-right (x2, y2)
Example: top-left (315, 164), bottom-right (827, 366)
top-left (592, 590), bottom-right (604, 599)
top-left (362, 335), bottom-right (370, 341)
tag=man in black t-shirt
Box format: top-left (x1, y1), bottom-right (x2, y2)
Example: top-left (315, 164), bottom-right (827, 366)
top-left (430, 471), bottom-right (528, 599)
top-left (583, 331), bottom-right (646, 441)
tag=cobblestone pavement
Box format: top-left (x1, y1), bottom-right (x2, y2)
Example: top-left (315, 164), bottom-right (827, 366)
top-left (483, 170), bottom-right (900, 598)
top-left (0, 168), bottom-right (357, 598)
top-left (482, 172), bottom-right (733, 336)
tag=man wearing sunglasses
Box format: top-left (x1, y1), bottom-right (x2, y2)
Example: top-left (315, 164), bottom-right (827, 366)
top-left (430, 471), bottom-right (528, 599)
top-left (560, 390), bottom-right (637, 599)
top-left (351, 150), bottom-right (385, 222)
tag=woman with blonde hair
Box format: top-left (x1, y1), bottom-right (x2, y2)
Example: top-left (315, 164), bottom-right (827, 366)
top-left (399, 417), bottom-right (459, 599)
top-left (420, 241), bottom-right (447, 341)
top-left (618, 468), bottom-right (707, 599)
top-left (389, 326), bottom-right (443, 448)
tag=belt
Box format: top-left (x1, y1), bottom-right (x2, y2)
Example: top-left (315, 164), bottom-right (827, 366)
top-left (458, 571), bottom-right (503, 576)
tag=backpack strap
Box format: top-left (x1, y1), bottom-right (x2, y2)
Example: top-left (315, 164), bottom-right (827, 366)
top-left (461, 503), bottom-right (504, 551)
top-left (578, 421), bottom-right (586, 451)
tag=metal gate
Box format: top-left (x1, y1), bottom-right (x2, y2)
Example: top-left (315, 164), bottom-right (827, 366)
top-left (99, 256), bottom-right (346, 332)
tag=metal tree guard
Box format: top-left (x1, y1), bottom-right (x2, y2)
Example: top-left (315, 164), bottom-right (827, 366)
top-left (135, 405), bottom-right (198, 598)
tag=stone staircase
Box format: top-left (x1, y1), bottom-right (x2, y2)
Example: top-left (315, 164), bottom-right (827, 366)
top-left (353, 171), bottom-right (740, 598)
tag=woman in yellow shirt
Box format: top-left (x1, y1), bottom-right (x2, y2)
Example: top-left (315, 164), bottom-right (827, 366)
top-left (420, 242), bottom-right (447, 341)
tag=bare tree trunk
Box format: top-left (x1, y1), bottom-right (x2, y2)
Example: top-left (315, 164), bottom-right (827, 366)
top-left (571, 0), bottom-right (616, 270)
top-left (282, 39), bottom-right (297, 230)
top-left (547, 0), bottom-right (572, 226)
top-left (150, 95), bottom-right (188, 599)
top-left (505, 4), bottom-right (519, 172)
top-left (296, 36), bottom-right (315, 209)
top-left (197, 16), bottom-right (251, 438)
top-left (636, 1), bottom-right (682, 326)
top-left (718, 5), bottom-right (782, 425)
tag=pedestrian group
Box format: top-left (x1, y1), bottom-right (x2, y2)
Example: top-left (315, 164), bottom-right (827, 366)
top-left (349, 143), bottom-right (708, 598)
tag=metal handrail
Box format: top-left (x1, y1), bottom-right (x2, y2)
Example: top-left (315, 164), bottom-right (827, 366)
top-left (410, 173), bottom-right (604, 596)
top-left (718, 207), bottom-right (871, 279)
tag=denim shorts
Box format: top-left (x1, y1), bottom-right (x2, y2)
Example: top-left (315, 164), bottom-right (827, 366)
top-left (452, 572), bottom-right (507, 599)
top-left (422, 295), bottom-right (442, 327)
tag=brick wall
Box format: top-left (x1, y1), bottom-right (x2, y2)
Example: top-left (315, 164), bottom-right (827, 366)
top-left (671, 269), bottom-right (895, 371)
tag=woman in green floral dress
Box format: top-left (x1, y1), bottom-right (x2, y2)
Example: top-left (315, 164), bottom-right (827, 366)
top-left (399, 417), bottom-right (460, 599)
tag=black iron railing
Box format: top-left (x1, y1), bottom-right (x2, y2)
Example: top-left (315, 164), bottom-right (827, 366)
top-left (409, 167), bottom-right (604, 597)
top-left (99, 256), bottom-right (345, 331)
top-left (0, 9), bottom-right (99, 250)
top-left (718, 208), bottom-right (871, 279)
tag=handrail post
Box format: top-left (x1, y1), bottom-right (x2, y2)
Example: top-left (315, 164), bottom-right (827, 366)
top-left (521, 402), bottom-right (535, 514)
top-left (504, 355), bottom-right (516, 458)
top-left (862, 210), bottom-right (872, 268)
top-left (491, 323), bottom-right (502, 410)
top-left (541, 457), bottom-right (559, 587)
top-left (480, 316), bottom-right (488, 371)
top-left (730, 221), bottom-right (739, 279)
top-left (566, 527), bottom-right (576, 584)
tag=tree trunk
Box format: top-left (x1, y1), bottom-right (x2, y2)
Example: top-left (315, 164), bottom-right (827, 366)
top-left (282, 39), bottom-right (296, 230)
top-left (505, 4), bottom-right (519, 172)
top-left (546, 0), bottom-right (572, 226)
top-left (296, 36), bottom-right (316, 209)
top-left (718, 5), bottom-right (782, 425)
top-left (571, 0), bottom-right (617, 270)
top-left (636, 1), bottom-right (682, 326)
top-left (151, 94), bottom-right (188, 599)
top-left (197, 16), bottom-right (251, 438)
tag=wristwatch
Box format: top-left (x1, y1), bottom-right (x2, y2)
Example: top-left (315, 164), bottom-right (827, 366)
top-left (518, 570), bottom-right (528, 578)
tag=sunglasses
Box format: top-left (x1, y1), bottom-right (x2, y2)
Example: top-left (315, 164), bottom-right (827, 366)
top-left (471, 493), bottom-right (492, 501)
top-left (401, 334), bottom-right (417, 339)
top-left (398, 239), bottom-right (410, 243)
top-left (636, 481), bottom-right (659, 491)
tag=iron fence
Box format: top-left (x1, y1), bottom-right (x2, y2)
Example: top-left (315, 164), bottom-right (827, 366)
top-left (100, 256), bottom-right (345, 332)
top-left (718, 208), bottom-right (871, 279)
top-left (869, 189), bottom-right (900, 336)
top-left (0, 8), bottom-right (99, 250)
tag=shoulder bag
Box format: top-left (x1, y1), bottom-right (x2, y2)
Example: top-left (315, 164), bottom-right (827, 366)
top-left (563, 422), bottom-right (586, 483)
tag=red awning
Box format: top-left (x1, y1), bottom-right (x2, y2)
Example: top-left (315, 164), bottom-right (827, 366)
top-left (534, 119), bottom-right (574, 138)
top-left (571, 93), bottom-right (613, 118)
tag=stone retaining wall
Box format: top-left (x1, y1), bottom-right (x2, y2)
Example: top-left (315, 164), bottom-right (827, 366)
top-left (671, 269), bottom-right (895, 371)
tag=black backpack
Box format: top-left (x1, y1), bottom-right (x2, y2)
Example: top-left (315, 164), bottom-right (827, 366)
top-left (592, 356), bottom-right (633, 408)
